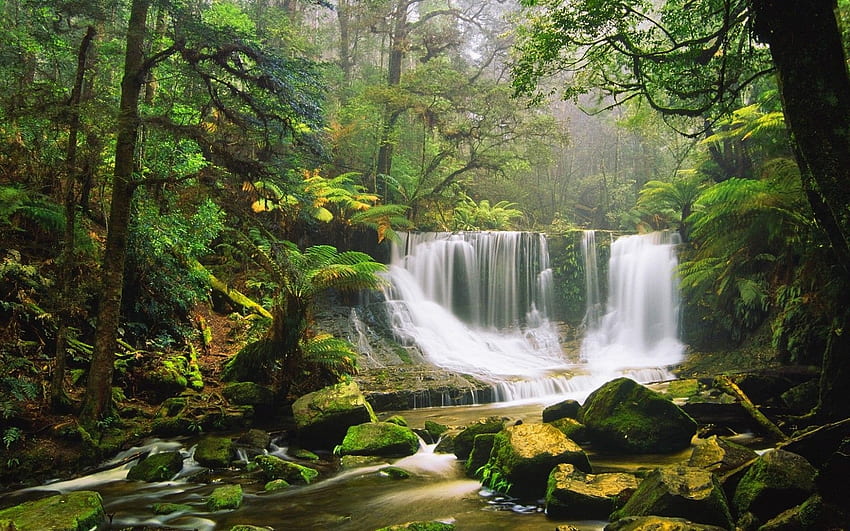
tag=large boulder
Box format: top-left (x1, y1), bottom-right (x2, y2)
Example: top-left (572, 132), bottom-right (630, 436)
top-left (604, 516), bottom-right (728, 531)
top-left (127, 451), bottom-right (184, 482)
top-left (548, 417), bottom-right (588, 443)
top-left (732, 449), bottom-right (816, 523)
top-left (488, 423), bottom-right (592, 498)
top-left (687, 435), bottom-right (758, 474)
top-left (545, 463), bottom-right (639, 519)
top-left (254, 454), bottom-right (319, 483)
top-left (758, 493), bottom-right (850, 531)
top-left (580, 378), bottom-right (697, 454)
top-left (194, 435), bottom-right (235, 468)
top-left (453, 416), bottom-right (507, 459)
top-left (611, 465), bottom-right (734, 530)
top-left (222, 381), bottom-right (275, 409)
top-left (0, 491), bottom-right (106, 531)
top-left (292, 381), bottom-right (378, 449)
top-left (336, 422), bottom-right (420, 457)
top-left (206, 484), bottom-right (243, 511)
top-left (464, 433), bottom-right (496, 477)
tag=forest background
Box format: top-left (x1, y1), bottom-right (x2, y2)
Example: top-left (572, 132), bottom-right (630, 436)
top-left (3, 0), bottom-right (850, 470)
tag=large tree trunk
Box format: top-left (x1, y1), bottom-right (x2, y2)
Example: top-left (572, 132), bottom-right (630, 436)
top-left (752, 0), bottom-right (850, 420)
top-left (80, 0), bottom-right (150, 425)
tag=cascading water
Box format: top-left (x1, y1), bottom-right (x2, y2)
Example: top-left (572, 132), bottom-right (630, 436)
top-left (382, 232), bottom-right (577, 400)
top-left (580, 231), bottom-right (685, 381)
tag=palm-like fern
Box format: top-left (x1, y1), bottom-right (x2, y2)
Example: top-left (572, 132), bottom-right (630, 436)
top-left (635, 173), bottom-right (708, 239)
top-left (452, 194), bottom-right (524, 230)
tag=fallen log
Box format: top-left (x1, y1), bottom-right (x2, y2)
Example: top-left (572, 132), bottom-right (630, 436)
top-left (715, 375), bottom-right (788, 442)
top-left (188, 258), bottom-right (272, 319)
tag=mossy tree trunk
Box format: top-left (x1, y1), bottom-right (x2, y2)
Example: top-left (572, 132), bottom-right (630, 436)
top-left (752, 0), bottom-right (850, 420)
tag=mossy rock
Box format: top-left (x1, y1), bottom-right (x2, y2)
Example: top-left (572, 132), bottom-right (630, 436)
top-left (384, 414), bottom-right (408, 426)
top-left (665, 379), bottom-right (701, 399)
top-left (758, 493), bottom-right (850, 530)
top-left (489, 423), bottom-right (592, 498)
top-left (254, 454), bottom-right (319, 483)
top-left (292, 381), bottom-right (378, 450)
top-left (605, 516), bottom-right (728, 531)
top-left (464, 433), bottom-right (496, 477)
top-left (545, 463), bottom-right (639, 519)
top-left (340, 455), bottom-right (387, 469)
top-left (206, 484), bottom-right (243, 511)
top-left (194, 436), bottom-right (235, 468)
top-left (611, 465), bottom-right (734, 529)
top-left (380, 466), bottom-right (412, 479)
top-left (424, 420), bottom-right (449, 440)
top-left (291, 448), bottom-right (320, 461)
top-left (151, 502), bottom-right (193, 515)
top-left (0, 491), bottom-right (105, 531)
top-left (453, 416), bottom-right (507, 459)
top-left (336, 422), bottom-right (420, 457)
top-left (780, 379), bottom-right (819, 416)
top-left (687, 435), bottom-right (757, 474)
top-left (230, 526), bottom-right (272, 531)
top-left (580, 378), bottom-right (697, 454)
top-left (542, 399), bottom-right (581, 422)
top-left (236, 428), bottom-right (271, 452)
top-left (264, 479), bottom-right (291, 491)
top-left (433, 428), bottom-right (461, 454)
top-left (375, 522), bottom-right (455, 530)
top-left (732, 449), bottom-right (816, 522)
top-left (222, 381), bottom-right (275, 408)
top-left (127, 451), bottom-right (184, 482)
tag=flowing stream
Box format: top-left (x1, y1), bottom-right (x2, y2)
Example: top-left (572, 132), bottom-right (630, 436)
top-left (2, 230), bottom-right (689, 530)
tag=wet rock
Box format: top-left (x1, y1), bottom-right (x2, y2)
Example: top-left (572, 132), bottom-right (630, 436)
top-left (264, 479), bottom-right (290, 491)
top-left (604, 516), bottom-right (728, 531)
top-left (489, 423), bottom-right (591, 498)
top-left (611, 465), bottom-right (734, 530)
top-left (758, 493), bottom-right (850, 531)
top-left (339, 455), bottom-right (387, 469)
top-left (290, 448), bottom-right (320, 461)
top-left (424, 420), bottom-right (449, 440)
top-left (384, 414), bottom-right (408, 426)
top-left (374, 521), bottom-right (455, 530)
top-left (222, 381), bottom-right (275, 409)
top-left (433, 428), bottom-right (461, 454)
top-left (464, 433), bottom-right (496, 477)
top-left (580, 378), bottom-right (697, 454)
top-left (732, 449), bottom-right (816, 523)
top-left (379, 466), bottom-right (411, 479)
top-left (545, 463), bottom-right (638, 519)
top-left (152, 502), bottom-right (193, 514)
top-left (687, 435), bottom-right (758, 474)
top-left (543, 399), bottom-right (581, 422)
top-left (0, 491), bottom-right (106, 531)
top-left (229, 526), bottom-right (272, 531)
top-left (780, 379), bottom-right (819, 416)
top-left (206, 484), bottom-right (243, 511)
top-left (126, 451), bottom-right (183, 482)
top-left (336, 422), bottom-right (420, 457)
top-left (778, 417), bottom-right (850, 468)
top-left (194, 435), bottom-right (235, 468)
top-left (236, 428), bottom-right (271, 455)
top-left (292, 381), bottom-right (378, 449)
top-left (453, 416), bottom-right (507, 459)
top-left (254, 454), bottom-right (319, 483)
top-left (548, 417), bottom-right (587, 443)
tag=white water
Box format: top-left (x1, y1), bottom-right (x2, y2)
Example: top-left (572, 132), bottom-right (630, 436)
top-left (382, 230), bottom-right (685, 403)
top-left (581, 231), bottom-right (684, 378)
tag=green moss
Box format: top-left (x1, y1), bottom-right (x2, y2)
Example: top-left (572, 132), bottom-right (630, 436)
top-left (548, 417), bottom-right (587, 442)
top-left (291, 448), bottom-right (320, 461)
top-left (0, 491), bottom-right (105, 531)
top-left (424, 420), bottom-right (449, 439)
top-left (151, 502), bottom-right (193, 515)
top-left (264, 479), bottom-right (291, 491)
top-left (222, 381), bottom-right (274, 407)
top-left (336, 422), bottom-right (420, 457)
top-left (375, 522), bottom-right (455, 531)
top-left (206, 484), bottom-right (243, 511)
top-left (194, 436), bottom-right (234, 468)
top-left (464, 433), bottom-right (496, 477)
top-left (254, 455), bottom-right (319, 483)
top-left (380, 466), bottom-right (411, 479)
top-left (384, 415), bottom-right (408, 426)
top-left (665, 379), bottom-right (700, 399)
top-left (127, 451), bottom-right (184, 482)
top-left (453, 417), bottom-right (506, 459)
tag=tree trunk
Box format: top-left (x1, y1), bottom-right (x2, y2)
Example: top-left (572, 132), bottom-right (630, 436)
top-left (752, 0), bottom-right (850, 420)
top-left (375, 2), bottom-right (409, 185)
top-left (80, 0), bottom-right (150, 425)
top-left (52, 25), bottom-right (97, 412)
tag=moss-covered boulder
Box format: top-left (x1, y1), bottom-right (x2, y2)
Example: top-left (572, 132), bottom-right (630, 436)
top-left (453, 416), bottom-right (507, 460)
top-left (488, 423), bottom-right (591, 498)
top-left (464, 433), bottom-right (496, 477)
top-left (687, 435), bottom-right (757, 474)
top-left (292, 381), bottom-right (378, 449)
top-left (194, 435), bottom-right (235, 468)
top-left (780, 379), bottom-right (819, 416)
top-left (206, 484), bottom-right (243, 511)
top-left (548, 417), bottom-right (587, 443)
top-left (0, 491), bottom-right (105, 531)
top-left (433, 428), bottom-right (461, 454)
top-left (605, 516), bottom-right (728, 531)
top-left (384, 414), bottom-right (408, 426)
top-left (610, 465), bottom-right (733, 529)
top-left (336, 422), bottom-right (420, 457)
top-left (732, 449), bottom-right (816, 523)
top-left (758, 493), bottom-right (850, 531)
top-left (545, 463), bottom-right (638, 519)
top-left (222, 381), bottom-right (275, 409)
top-left (375, 522), bottom-right (455, 531)
top-left (264, 479), bottom-right (291, 491)
top-left (236, 428), bottom-right (271, 455)
top-left (127, 451), bottom-right (183, 482)
top-left (542, 399), bottom-right (581, 422)
top-left (424, 420), bottom-right (449, 440)
top-left (254, 454), bottom-right (319, 483)
top-left (580, 378), bottom-right (697, 454)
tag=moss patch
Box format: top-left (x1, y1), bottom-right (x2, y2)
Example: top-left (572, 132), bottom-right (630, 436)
top-left (206, 484), bottom-right (243, 511)
top-left (0, 491), bottom-right (105, 531)
top-left (127, 451), bottom-right (184, 482)
top-left (254, 454), bottom-right (319, 483)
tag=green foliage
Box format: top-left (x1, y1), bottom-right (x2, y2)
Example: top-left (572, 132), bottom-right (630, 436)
top-left (0, 352), bottom-right (39, 424)
top-left (476, 459), bottom-right (513, 494)
top-left (451, 194), bottom-right (524, 231)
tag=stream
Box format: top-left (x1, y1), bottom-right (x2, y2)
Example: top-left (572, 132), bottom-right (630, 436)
top-left (3, 398), bottom-right (696, 531)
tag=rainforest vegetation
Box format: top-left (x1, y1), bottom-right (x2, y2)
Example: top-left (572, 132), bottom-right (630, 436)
top-left (2, 0), bottom-right (850, 490)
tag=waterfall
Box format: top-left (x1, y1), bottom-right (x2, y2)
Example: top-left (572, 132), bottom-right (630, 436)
top-left (581, 230), bottom-right (603, 329)
top-left (383, 232), bottom-right (565, 387)
top-left (581, 231), bottom-right (684, 379)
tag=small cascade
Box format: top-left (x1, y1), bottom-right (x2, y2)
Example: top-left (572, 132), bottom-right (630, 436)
top-left (581, 229), bottom-right (603, 328)
top-left (581, 231), bottom-right (684, 379)
top-left (383, 232), bottom-right (566, 394)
